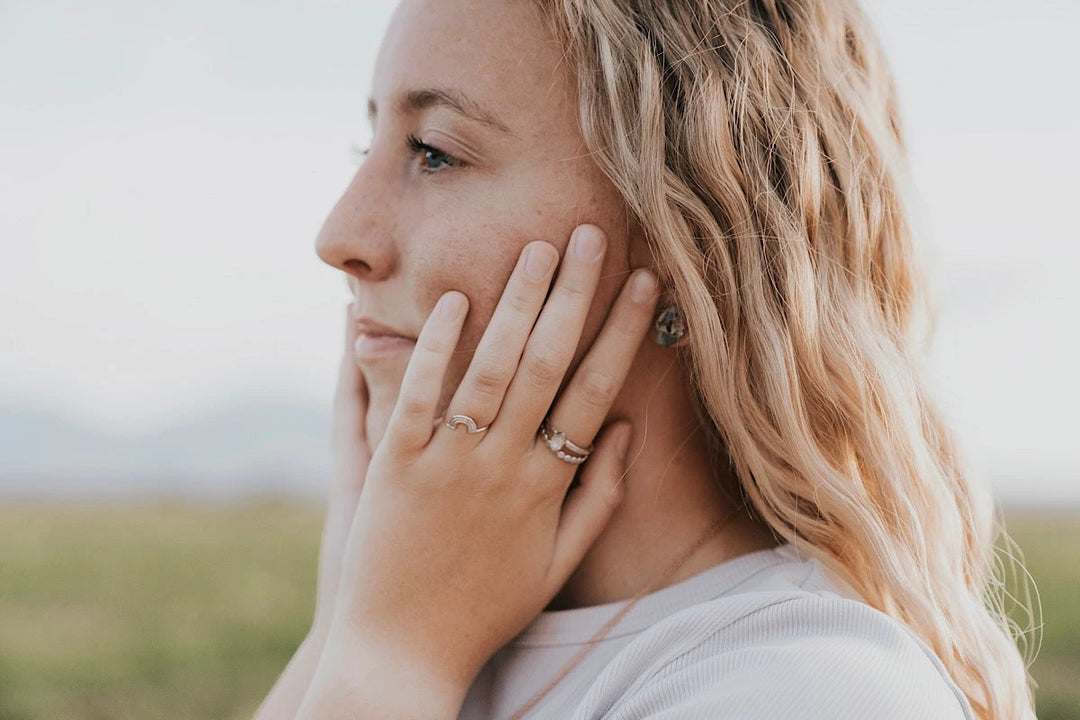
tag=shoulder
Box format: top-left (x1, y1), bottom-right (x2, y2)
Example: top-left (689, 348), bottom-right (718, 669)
top-left (588, 552), bottom-right (974, 719)
top-left (635, 593), bottom-right (972, 718)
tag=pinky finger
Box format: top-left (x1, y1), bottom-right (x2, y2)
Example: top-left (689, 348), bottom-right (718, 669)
top-left (384, 291), bottom-right (469, 453)
top-left (547, 422), bottom-right (632, 591)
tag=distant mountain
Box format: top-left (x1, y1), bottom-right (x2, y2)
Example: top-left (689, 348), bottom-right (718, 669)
top-left (1, 401), bottom-right (1075, 507)
top-left (0, 400), bottom-right (332, 499)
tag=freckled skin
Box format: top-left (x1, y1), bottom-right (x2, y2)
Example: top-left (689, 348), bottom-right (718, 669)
top-left (316, 0), bottom-right (643, 448)
top-left (315, 0), bottom-right (778, 610)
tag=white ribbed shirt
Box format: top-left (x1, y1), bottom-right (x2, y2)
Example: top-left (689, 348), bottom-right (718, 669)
top-left (458, 543), bottom-right (974, 719)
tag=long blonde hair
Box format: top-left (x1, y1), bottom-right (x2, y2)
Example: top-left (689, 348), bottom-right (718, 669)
top-left (536, 1), bottom-right (1038, 717)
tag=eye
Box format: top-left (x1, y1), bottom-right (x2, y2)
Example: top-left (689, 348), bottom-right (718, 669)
top-left (407, 134), bottom-right (461, 173)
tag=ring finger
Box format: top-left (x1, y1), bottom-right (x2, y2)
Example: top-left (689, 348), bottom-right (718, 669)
top-left (495, 224), bottom-right (609, 450)
top-left (537, 267), bottom-right (658, 471)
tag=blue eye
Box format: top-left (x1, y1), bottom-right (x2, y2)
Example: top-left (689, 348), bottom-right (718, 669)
top-left (407, 134), bottom-right (459, 172)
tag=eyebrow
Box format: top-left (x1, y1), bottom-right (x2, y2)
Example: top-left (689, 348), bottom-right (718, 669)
top-left (367, 88), bottom-right (514, 136)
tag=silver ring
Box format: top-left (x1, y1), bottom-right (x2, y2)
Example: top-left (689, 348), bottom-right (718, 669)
top-left (538, 417), bottom-right (593, 464)
top-left (445, 414), bottom-right (489, 434)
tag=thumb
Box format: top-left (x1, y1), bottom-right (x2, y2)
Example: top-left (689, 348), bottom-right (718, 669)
top-left (547, 422), bottom-right (633, 590)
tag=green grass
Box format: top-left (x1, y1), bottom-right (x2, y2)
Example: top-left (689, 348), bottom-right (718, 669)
top-left (0, 499), bottom-right (321, 720)
top-left (0, 500), bottom-right (1075, 719)
top-left (998, 511), bottom-right (1080, 720)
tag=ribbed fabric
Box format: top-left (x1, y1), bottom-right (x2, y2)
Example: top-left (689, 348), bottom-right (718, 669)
top-left (457, 543), bottom-right (974, 719)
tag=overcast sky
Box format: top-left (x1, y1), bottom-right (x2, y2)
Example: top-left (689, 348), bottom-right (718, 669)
top-left (1, 0), bottom-right (1077, 503)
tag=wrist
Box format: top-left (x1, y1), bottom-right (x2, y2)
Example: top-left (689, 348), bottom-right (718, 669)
top-left (307, 612), bottom-right (335, 650)
top-left (297, 624), bottom-right (468, 720)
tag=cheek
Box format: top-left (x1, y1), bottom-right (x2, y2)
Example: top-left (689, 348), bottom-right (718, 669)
top-left (405, 217), bottom-right (530, 409)
top-left (410, 222), bottom-right (525, 332)
top-left (526, 175), bottom-right (635, 369)
top-left (407, 168), bottom-right (634, 409)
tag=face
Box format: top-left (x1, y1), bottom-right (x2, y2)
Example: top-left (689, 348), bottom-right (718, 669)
top-left (315, 0), bottom-right (648, 450)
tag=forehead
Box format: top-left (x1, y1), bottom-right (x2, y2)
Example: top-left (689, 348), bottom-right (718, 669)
top-left (372, 0), bottom-right (574, 134)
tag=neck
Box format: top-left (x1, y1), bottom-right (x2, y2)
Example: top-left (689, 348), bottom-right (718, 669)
top-left (545, 351), bottom-right (780, 611)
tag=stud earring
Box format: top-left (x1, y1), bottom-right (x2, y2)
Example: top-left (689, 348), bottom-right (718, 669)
top-left (653, 304), bottom-right (687, 347)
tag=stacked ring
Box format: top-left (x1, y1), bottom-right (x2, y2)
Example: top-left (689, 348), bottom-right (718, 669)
top-left (538, 417), bottom-right (593, 464)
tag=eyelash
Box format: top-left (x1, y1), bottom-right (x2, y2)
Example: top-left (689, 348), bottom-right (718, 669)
top-left (406, 134), bottom-right (461, 173)
top-left (348, 137), bottom-right (462, 173)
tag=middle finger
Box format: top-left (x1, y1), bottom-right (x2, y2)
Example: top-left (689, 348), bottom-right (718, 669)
top-left (493, 224), bottom-right (607, 448)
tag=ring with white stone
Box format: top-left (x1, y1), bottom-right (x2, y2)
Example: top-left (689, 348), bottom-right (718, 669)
top-left (538, 417), bottom-right (593, 465)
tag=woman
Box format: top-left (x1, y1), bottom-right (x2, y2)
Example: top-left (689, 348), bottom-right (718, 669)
top-left (256, 0), bottom-right (1037, 718)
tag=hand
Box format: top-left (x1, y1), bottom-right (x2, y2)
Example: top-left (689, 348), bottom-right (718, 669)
top-left (324, 224), bottom-right (660, 698)
top-left (312, 302), bottom-right (373, 634)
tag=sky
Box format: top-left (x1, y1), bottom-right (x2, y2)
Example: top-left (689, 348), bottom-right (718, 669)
top-left (1, 0), bottom-right (1077, 503)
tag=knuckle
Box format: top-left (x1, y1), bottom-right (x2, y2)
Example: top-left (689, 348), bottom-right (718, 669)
top-left (523, 352), bottom-right (564, 386)
top-left (554, 276), bottom-right (590, 302)
top-left (578, 367), bottom-right (618, 408)
top-left (508, 289), bottom-right (537, 316)
top-left (397, 392), bottom-right (429, 419)
top-left (471, 363), bottom-right (513, 397)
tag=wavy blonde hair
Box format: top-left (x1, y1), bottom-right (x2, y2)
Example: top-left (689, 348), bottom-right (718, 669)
top-left (536, 0), bottom-right (1038, 717)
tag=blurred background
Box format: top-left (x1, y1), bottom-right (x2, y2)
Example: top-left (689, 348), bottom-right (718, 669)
top-left (1, 0), bottom-right (1076, 718)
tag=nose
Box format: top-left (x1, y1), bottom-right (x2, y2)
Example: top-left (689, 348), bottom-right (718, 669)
top-left (314, 162), bottom-right (398, 284)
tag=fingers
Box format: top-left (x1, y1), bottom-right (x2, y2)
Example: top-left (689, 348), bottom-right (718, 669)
top-left (332, 301), bottom-right (368, 455)
top-left (496, 225), bottom-right (608, 446)
top-left (443, 240), bottom-right (559, 432)
top-left (537, 266), bottom-right (658, 472)
top-left (384, 291), bottom-right (469, 453)
top-left (547, 422), bottom-right (631, 590)
top-left (337, 301), bottom-right (362, 403)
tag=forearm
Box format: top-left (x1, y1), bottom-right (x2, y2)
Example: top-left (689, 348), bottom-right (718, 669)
top-left (295, 633), bottom-right (466, 720)
top-left (252, 622), bottom-right (332, 720)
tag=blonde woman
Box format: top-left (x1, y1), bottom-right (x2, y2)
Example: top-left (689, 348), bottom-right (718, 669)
top-left (255, 0), bottom-right (1036, 718)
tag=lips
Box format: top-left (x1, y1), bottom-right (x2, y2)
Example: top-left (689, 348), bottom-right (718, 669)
top-left (353, 315), bottom-right (417, 360)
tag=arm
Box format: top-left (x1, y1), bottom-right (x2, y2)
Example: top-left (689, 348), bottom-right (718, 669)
top-left (251, 498), bottom-right (364, 720)
top-left (294, 632), bottom-right (467, 720)
top-left (251, 623), bottom-right (332, 720)
top-left (251, 492), bottom-right (359, 720)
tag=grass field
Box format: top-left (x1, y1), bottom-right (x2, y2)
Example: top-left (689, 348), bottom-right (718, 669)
top-left (0, 500), bottom-right (1075, 719)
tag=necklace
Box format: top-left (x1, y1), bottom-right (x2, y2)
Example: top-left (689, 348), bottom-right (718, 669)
top-left (505, 503), bottom-right (747, 719)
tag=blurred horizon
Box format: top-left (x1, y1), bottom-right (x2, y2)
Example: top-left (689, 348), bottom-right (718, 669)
top-left (1, 0), bottom-right (1077, 504)
top-left (0, 394), bottom-right (1077, 508)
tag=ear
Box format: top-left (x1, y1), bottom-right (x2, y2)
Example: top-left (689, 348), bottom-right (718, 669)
top-left (653, 303), bottom-right (689, 347)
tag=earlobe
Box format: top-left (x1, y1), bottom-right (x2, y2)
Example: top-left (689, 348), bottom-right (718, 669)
top-left (653, 303), bottom-right (687, 347)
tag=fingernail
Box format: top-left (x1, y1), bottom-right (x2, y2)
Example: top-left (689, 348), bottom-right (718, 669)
top-left (572, 225), bottom-right (605, 262)
top-left (437, 292), bottom-right (466, 320)
top-left (630, 270), bottom-right (658, 303)
top-left (524, 243), bottom-right (555, 280)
